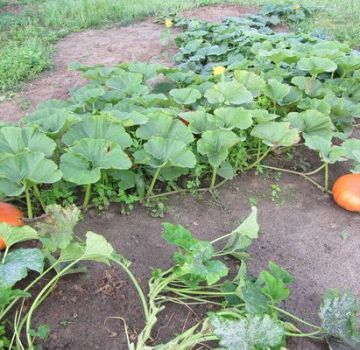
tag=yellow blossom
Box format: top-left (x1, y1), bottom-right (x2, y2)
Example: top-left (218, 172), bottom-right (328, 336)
top-left (293, 4), bottom-right (301, 11)
top-left (164, 19), bottom-right (173, 28)
top-left (213, 66), bottom-right (226, 76)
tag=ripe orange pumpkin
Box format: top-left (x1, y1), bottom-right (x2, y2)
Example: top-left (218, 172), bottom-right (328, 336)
top-left (332, 174), bottom-right (360, 212)
top-left (0, 202), bottom-right (24, 250)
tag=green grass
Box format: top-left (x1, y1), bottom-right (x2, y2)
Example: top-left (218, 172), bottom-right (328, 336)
top-left (0, 0), bottom-right (359, 94)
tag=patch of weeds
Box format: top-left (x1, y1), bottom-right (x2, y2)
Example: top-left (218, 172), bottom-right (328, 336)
top-left (271, 183), bottom-right (282, 203)
top-left (146, 200), bottom-right (167, 218)
top-left (0, 324), bottom-right (10, 350)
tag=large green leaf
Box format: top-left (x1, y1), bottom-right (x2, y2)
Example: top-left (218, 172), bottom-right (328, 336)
top-left (24, 108), bottom-right (78, 136)
top-left (213, 107), bottom-right (253, 130)
top-left (62, 115), bottom-right (132, 149)
top-left (162, 223), bottom-right (198, 250)
top-left (72, 85), bottom-right (105, 105)
top-left (179, 110), bottom-right (218, 134)
top-left (233, 70), bottom-right (266, 97)
top-left (83, 231), bottom-right (114, 265)
top-left (140, 137), bottom-right (196, 168)
top-left (285, 109), bottom-right (334, 138)
top-left (0, 224), bottom-right (38, 250)
top-left (319, 290), bottom-right (360, 347)
top-left (0, 248), bottom-right (44, 288)
top-left (197, 130), bottom-right (241, 168)
top-left (291, 76), bottom-right (323, 97)
top-left (0, 126), bottom-right (56, 157)
top-left (105, 70), bottom-right (149, 96)
top-left (136, 114), bottom-right (193, 144)
top-left (169, 87), bottom-right (202, 105)
top-left (297, 57), bottom-right (337, 75)
top-left (60, 139), bottom-right (131, 185)
top-left (264, 79), bottom-right (291, 102)
top-left (127, 62), bottom-right (164, 80)
top-left (251, 122), bottom-right (300, 147)
top-left (205, 81), bottom-right (253, 105)
top-left (211, 314), bottom-right (285, 350)
top-left (0, 152), bottom-right (62, 196)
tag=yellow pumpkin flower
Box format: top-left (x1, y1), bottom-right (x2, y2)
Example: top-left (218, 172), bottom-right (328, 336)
top-left (293, 4), bottom-right (301, 11)
top-left (213, 66), bottom-right (226, 76)
top-left (164, 19), bottom-right (173, 28)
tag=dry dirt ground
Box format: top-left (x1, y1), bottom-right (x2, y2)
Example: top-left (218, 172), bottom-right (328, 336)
top-left (1, 4), bottom-right (359, 350)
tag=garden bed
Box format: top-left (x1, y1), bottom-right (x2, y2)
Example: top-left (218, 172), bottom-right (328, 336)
top-left (1, 3), bottom-right (360, 350)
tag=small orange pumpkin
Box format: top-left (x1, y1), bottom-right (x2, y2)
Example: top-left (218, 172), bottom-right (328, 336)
top-left (0, 202), bottom-right (24, 250)
top-left (332, 174), bottom-right (360, 212)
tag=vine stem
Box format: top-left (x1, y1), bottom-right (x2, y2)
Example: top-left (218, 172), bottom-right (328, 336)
top-left (146, 178), bottom-right (228, 200)
top-left (25, 259), bottom-right (81, 349)
top-left (271, 305), bottom-right (322, 330)
top-left (83, 183), bottom-right (92, 208)
top-left (209, 167), bottom-right (217, 191)
top-left (244, 148), bottom-right (271, 171)
top-left (25, 186), bottom-right (33, 219)
top-left (261, 165), bottom-right (332, 194)
top-left (324, 162), bottom-right (329, 191)
top-left (112, 258), bottom-right (149, 320)
top-left (33, 184), bottom-right (46, 212)
top-left (146, 167), bottom-right (162, 199)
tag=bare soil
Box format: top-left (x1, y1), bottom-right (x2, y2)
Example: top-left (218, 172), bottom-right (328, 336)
top-left (2, 4), bottom-right (359, 350)
top-left (33, 166), bottom-right (360, 350)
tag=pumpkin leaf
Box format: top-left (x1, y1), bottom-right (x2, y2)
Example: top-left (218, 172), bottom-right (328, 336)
top-left (62, 115), bottom-right (132, 149)
top-left (297, 57), bottom-right (337, 75)
top-left (105, 71), bottom-right (149, 96)
top-left (179, 110), bottom-right (218, 134)
top-left (0, 248), bottom-right (44, 288)
top-left (138, 137), bottom-right (196, 169)
top-left (24, 108), bottom-right (78, 137)
top-left (197, 130), bottom-right (241, 168)
top-left (34, 204), bottom-right (81, 251)
top-left (82, 231), bottom-right (114, 265)
top-left (205, 81), bottom-right (253, 105)
top-left (169, 87), bottom-right (202, 105)
top-left (60, 139), bottom-right (131, 185)
top-left (291, 76), bottom-right (323, 97)
top-left (210, 314), bottom-right (285, 350)
top-left (0, 126), bottom-right (56, 157)
top-left (213, 107), bottom-right (253, 130)
top-left (285, 109), bottom-right (334, 138)
top-left (319, 290), bottom-right (360, 347)
top-left (233, 70), bottom-right (266, 97)
top-left (251, 122), bottom-right (300, 147)
top-left (264, 79), bottom-right (291, 102)
top-left (136, 114), bottom-right (193, 144)
top-left (0, 224), bottom-right (38, 249)
top-left (0, 152), bottom-right (62, 196)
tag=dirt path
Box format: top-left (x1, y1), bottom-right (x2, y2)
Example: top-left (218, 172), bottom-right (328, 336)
top-left (33, 169), bottom-right (359, 350)
top-left (0, 4), bottom-right (258, 123)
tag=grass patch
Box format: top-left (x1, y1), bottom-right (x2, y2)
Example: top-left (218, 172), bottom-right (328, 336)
top-left (0, 0), bottom-right (359, 94)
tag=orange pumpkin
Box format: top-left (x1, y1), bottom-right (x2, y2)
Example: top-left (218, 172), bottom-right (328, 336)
top-left (332, 174), bottom-right (360, 212)
top-left (0, 202), bottom-right (24, 250)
